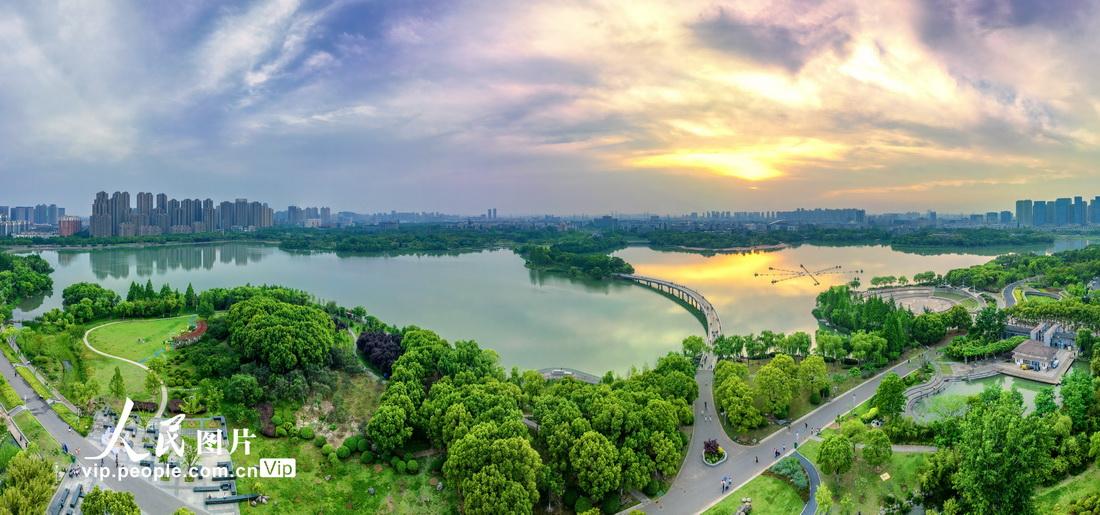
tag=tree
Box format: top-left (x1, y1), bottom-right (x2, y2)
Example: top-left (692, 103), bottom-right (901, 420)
top-left (197, 299), bottom-right (215, 318)
top-left (1034, 387), bottom-right (1058, 418)
top-left (1059, 369), bottom-right (1096, 434)
top-left (815, 483), bottom-right (833, 514)
top-left (569, 431), bottom-right (621, 501)
top-left (109, 366), bottom-right (125, 398)
top-left (681, 335), bottom-right (707, 357)
top-left (798, 355), bottom-right (829, 395)
top-left (144, 371), bottom-right (161, 398)
top-left (954, 388), bottom-right (1052, 515)
top-left (227, 296), bottom-right (336, 373)
top-left (366, 403), bottom-right (413, 453)
top-left (715, 375), bottom-right (762, 433)
top-left (850, 331), bottom-right (886, 365)
top-left (226, 373), bottom-right (263, 405)
top-left (461, 465), bottom-right (534, 515)
top-left (81, 487), bottom-right (140, 515)
top-left (919, 449), bottom-right (960, 510)
top-left (862, 429), bottom-right (892, 468)
top-left (0, 450), bottom-right (55, 514)
top-left (785, 332), bottom-right (812, 357)
top-left (184, 283), bottom-right (197, 309)
top-left (970, 307), bottom-right (1006, 342)
top-left (816, 331), bottom-right (847, 360)
top-left (943, 305), bottom-right (971, 332)
top-left (872, 373), bottom-right (906, 418)
top-left (753, 363), bottom-right (793, 418)
top-left (818, 434), bottom-right (854, 476)
top-left (912, 313), bottom-right (947, 345)
top-left (1076, 329), bottom-right (1095, 358)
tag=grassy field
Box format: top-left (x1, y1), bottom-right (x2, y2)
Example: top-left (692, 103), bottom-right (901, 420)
top-left (1034, 466), bottom-right (1100, 514)
top-left (83, 318), bottom-right (196, 403)
top-left (800, 439), bottom-right (928, 514)
top-left (1023, 293), bottom-right (1057, 304)
top-left (12, 410), bottom-right (70, 470)
top-left (702, 474), bottom-right (804, 515)
top-left (87, 317), bottom-right (193, 363)
top-left (234, 435), bottom-right (457, 514)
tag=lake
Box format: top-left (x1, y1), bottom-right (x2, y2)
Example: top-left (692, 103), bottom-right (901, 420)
top-left (12, 238), bottom-right (1090, 374)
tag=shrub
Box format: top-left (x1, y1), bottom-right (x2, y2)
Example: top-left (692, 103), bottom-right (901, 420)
top-left (602, 496), bottom-right (620, 514)
top-left (563, 488), bottom-right (579, 508)
top-left (314, 436), bottom-right (326, 447)
top-left (328, 453), bottom-right (340, 465)
top-left (644, 479), bottom-right (660, 497)
top-left (336, 446), bottom-right (350, 459)
top-left (860, 406), bottom-right (879, 423)
top-left (298, 427), bottom-right (314, 440)
top-left (809, 390), bottom-right (822, 405)
top-left (275, 427), bottom-right (288, 438)
top-left (357, 439), bottom-right (369, 452)
top-left (321, 444), bottom-right (335, 456)
top-left (360, 451), bottom-right (374, 464)
top-left (403, 452), bottom-right (413, 461)
top-left (575, 497), bottom-right (592, 513)
top-left (768, 457), bottom-right (809, 493)
top-left (406, 459), bottom-right (419, 474)
top-left (395, 461), bottom-right (407, 474)
top-left (272, 415), bottom-right (284, 427)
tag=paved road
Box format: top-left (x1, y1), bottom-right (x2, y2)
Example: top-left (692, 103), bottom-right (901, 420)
top-left (795, 451), bottom-right (820, 515)
top-left (1002, 277), bottom-right (1038, 308)
top-left (640, 349), bottom-right (934, 514)
top-left (0, 351), bottom-right (208, 514)
top-left (83, 321), bottom-right (170, 418)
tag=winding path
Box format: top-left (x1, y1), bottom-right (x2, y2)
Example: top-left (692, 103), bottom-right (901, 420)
top-left (82, 319), bottom-right (179, 419)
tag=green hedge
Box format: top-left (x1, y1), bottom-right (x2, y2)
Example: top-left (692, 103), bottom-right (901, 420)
top-left (0, 376), bottom-right (22, 410)
top-left (15, 367), bottom-right (51, 400)
top-left (51, 403), bottom-right (92, 436)
top-left (945, 335), bottom-right (1026, 360)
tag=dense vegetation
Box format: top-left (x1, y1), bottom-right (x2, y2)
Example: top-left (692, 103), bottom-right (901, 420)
top-left (945, 244), bottom-right (1100, 290)
top-left (517, 243), bottom-right (634, 279)
top-left (0, 252), bottom-right (53, 320)
top-left (362, 324), bottom-right (696, 513)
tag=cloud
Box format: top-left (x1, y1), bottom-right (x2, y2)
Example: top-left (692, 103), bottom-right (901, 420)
top-left (691, 6), bottom-right (851, 72)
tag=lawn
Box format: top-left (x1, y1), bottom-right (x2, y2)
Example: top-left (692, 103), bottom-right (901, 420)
top-left (233, 434), bottom-right (458, 514)
top-left (86, 317), bottom-right (193, 363)
top-left (1023, 293), bottom-right (1057, 305)
top-left (800, 439), bottom-right (928, 514)
top-left (703, 474), bottom-right (804, 515)
top-left (12, 410), bottom-right (70, 470)
top-left (1034, 466), bottom-right (1100, 514)
top-left (82, 318), bottom-right (196, 404)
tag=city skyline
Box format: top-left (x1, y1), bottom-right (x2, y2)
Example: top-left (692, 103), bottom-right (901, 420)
top-left (3, 2), bottom-right (1100, 214)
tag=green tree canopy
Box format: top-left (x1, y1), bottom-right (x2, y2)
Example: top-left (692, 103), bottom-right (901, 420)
top-left (226, 295), bottom-right (336, 373)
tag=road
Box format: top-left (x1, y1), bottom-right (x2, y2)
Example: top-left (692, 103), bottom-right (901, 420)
top-left (795, 451), bottom-right (820, 515)
top-left (1002, 277), bottom-right (1038, 308)
top-left (0, 351), bottom-right (207, 514)
top-left (639, 349), bottom-right (934, 515)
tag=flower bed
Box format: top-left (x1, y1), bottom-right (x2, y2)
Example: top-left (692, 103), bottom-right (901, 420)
top-left (703, 439), bottom-right (727, 466)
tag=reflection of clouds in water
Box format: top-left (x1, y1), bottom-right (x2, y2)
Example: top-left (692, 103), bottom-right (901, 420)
top-left (617, 245), bottom-right (994, 337)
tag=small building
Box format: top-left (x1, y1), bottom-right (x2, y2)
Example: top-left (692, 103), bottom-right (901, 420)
top-left (1012, 340), bottom-right (1059, 371)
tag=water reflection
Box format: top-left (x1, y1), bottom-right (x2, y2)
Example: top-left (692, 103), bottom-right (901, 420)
top-left (615, 245), bottom-right (997, 337)
top-left (79, 244), bottom-right (272, 280)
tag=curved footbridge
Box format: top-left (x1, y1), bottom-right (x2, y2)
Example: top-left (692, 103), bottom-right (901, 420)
top-left (616, 274), bottom-right (723, 344)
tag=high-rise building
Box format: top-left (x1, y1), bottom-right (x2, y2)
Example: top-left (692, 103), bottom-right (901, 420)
top-left (58, 216), bottom-right (82, 237)
top-left (90, 191), bottom-right (112, 237)
top-left (1074, 196), bottom-right (1087, 225)
top-left (1015, 200), bottom-right (1033, 227)
top-left (156, 193), bottom-right (168, 213)
top-left (0, 206), bottom-right (7, 220)
top-left (1091, 197), bottom-right (1100, 224)
top-left (999, 211), bottom-right (1012, 225)
top-left (1032, 200), bottom-right (1047, 225)
top-left (137, 192), bottom-right (154, 215)
top-left (1054, 198), bottom-right (1071, 226)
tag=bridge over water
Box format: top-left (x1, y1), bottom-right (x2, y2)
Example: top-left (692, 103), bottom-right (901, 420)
top-left (616, 274), bottom-right (723, 344)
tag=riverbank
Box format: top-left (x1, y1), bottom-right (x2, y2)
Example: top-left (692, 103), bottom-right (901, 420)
top-left (3, 238), bottom-right (278, 252)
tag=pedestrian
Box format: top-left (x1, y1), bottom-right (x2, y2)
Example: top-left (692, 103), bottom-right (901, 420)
top-left (804, 422), bottom-right (808, 429)
top-left (755, 456), bottom-right (759, 463)
top-left (704, 401), bottom-right (707, 411)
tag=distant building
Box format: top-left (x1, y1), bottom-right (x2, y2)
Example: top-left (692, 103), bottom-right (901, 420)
top-left (58, 216), bottom-right (82, 237)
top-left (1015, 200), bottom-right (1032, 227)
top-left (1054, 197), bottom-right (1071, 226)
top-left (999, 211), bottom-right (1012, 225)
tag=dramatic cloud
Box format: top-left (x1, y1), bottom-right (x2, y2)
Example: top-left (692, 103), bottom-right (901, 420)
top-left (1, 0), bottom-right (1098, 215)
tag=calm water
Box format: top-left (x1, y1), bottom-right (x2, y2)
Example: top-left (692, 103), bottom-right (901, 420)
top-left (13, 245), bottom-right (701, 374)
top-left (12, 238), bottom-right (1092, 374)
top-left (909, 362), bottom-right (1089, 422)
top-left (614, 244), bottom-right (998, 338)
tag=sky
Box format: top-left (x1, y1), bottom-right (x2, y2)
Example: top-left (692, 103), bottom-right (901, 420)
top-left (2, 0), bottom-right (1099, 216)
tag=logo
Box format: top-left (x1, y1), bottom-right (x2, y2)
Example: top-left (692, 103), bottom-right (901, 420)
top-left (259, 458), bottom-right (297, 478)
